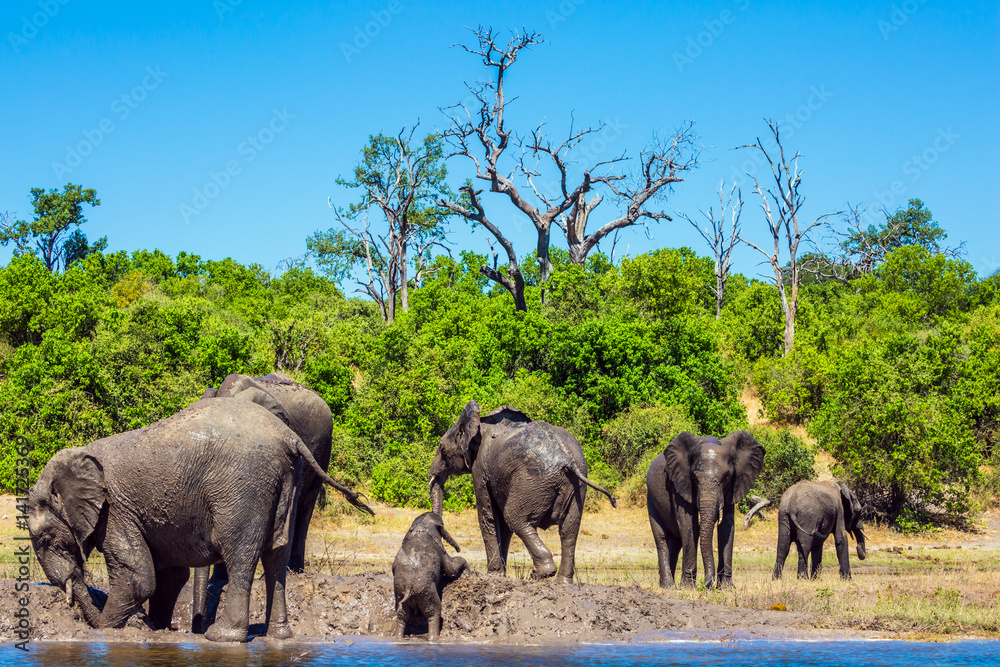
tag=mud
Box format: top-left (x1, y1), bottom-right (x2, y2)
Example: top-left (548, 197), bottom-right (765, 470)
top-left (1, 569), bottom-right (826, 644)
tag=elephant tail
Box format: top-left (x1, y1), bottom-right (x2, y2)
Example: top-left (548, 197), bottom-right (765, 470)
top-left (568, 467), bottom-right (617, 508)
top-left (289, 437), bottom-right (376, 516)
top-left (743, 496), bottom-right (772, 528)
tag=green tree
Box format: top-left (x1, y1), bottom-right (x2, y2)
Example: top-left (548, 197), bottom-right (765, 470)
top-left (309, 127), bottom-right (451, 323)
top-left (0, 184), bottom-right (101, 272)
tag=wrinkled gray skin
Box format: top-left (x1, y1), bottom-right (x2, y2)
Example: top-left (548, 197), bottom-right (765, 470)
top-left (393, 512), bottom-right (466, 641)
top-left (646, 431), bottom-right (765, 589)
top-left (773, 480), bottom-right (867, 580)
top-left (429, 401), bottom-right (616, 585)
top-left (192, 373), bottom-right (370, 633)
top-left (26, 398), bottom-right (360, 642)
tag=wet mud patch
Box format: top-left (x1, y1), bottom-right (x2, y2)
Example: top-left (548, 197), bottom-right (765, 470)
top-left (2, 569), bottom-right (817, 644)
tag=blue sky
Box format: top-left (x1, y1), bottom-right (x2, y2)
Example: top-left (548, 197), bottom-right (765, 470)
top-left (2, 0), bottom-right (998, 283)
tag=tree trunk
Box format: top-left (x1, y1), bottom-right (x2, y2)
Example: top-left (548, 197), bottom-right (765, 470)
top-left (536, 224), bottom-right (552, 304)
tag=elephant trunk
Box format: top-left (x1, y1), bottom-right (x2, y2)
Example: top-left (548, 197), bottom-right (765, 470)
top-left (70, 575), bottom-right (102, 628)
top-left (440, 525), bottom-right (461, 552)
top-left (430, 473), bottom-right (447, 516)
top-left (854, 527), bottom-right (867, 561)
top-left (699, 494), bottom-right (722, 587)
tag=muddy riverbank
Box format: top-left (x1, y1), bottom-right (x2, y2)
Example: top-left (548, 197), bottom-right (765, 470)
top-left (0, 569), bottom-right (851, 644)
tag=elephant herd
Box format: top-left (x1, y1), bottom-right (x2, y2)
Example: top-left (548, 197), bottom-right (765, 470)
top-left (26, 375), bottom-right (867, 643)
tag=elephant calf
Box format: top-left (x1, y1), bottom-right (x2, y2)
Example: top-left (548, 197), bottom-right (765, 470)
top-left (393, 512), bottom-right (466, 641)
top-left (773, 480), bottom-right (867, 580)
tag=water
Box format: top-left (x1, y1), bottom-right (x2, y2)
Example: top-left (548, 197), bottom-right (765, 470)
top-left (4, 639), bottom-right (999, 667)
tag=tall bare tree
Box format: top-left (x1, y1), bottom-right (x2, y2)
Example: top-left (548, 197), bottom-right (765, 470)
top-left (679, 181), bottom-right (742, 319)
top-left (308, 126), bottom-right (450, 323)
top-left (440, 26), bottom-right (698, 310)
top-left (737, 120), bottom-right (841, 356)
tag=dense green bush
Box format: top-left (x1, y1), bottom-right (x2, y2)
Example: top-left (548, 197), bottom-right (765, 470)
top-left (2, 219), bottom-right (996, 528)
top-left (742, 425), bottom-right (816, 510)
top-left (596, 404), bottom-right (701, 480)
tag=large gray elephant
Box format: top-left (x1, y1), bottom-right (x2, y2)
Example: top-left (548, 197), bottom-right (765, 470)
top-left (429, 401), bottom-right (616, 584)
top-left (26, 398), bottom-right (369, 642)
top-left (646, 431), bottom-right (765, 588)
top-left (192, 373), bottom-right (370, 633)
top-left (200, 372), bottom-right (342, 571)
top-left (393, 512), bottom-right (466, 641)
top-left (772, 480), bottom-right (867, 580)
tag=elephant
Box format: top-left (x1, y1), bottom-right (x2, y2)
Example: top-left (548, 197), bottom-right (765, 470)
top-left (646, 430), bottom-right (765, 589)
top-left (393, 512), bottom-right (467, 641)
top-left (429, 401), bottom-right (616, 585)
top-left (772, 480), bottom-right (867, 580)
top-left (191, 373), bottom-right (371, 633)
top-left (199, 372), bottom-right (340, 572)
top-left (26, 397), bottom-right (371, 642)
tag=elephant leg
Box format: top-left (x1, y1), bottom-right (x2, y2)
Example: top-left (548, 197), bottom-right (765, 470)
top-left (555, 492), bottom-right (585, 584)
top-left (192, 566), bottom-right (210, 633)
top-left (498, 520), bottom-right (514, 567)
top-left (261, 546), bottom-right (293, 639)
top-left (773, 515), bottom-right (792, 579)
top-left (795, 536), bottom-right (811, 579)
top-left (423, 590), bottom-right (443, 642)
top-left (678, 515), bottom-right (699, 588)
top-left (648, 500), bottom-right (677, 587)
top-left (147, 566), bottom-right (189, 630)
top-left (99, 536), bottom-right (156, 629)
top-left (205, 552), bottom-right (256, 642)
top-left (834, 528), bottom-right (852, 579)
top-left (810, 539), bottom-right (825, 579)
top-left (513, 524), bottom-right (557, 579)
top-left (474, 483), bottom-right (505, 574)
top-left (289, 483), bottom-right (321, 573)
top-left (716, 504), bottom-right (736, 588)
top-left (202, 562), bottom-right (229, 631)
top-left (395, 598), bottom-right (410, 638)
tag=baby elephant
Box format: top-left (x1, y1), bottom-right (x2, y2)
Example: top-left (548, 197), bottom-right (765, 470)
top-left (773, 480), bottom-right (867, 580)
top-left (393, 512), bottom-right (467, 641)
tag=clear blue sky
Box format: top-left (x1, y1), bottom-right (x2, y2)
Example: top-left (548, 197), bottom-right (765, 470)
top-left (2, 0), bottom-right (998, 282)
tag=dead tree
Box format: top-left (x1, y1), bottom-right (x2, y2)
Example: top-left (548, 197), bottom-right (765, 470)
top-left (440, 26), bottom-right (698, 310)
top-left (737, 120), bottom-right (841, 356)
top-left (679, 181), bottom-right (742, 319)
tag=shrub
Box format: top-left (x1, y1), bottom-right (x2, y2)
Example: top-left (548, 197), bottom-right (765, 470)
top-left (742, 425), bottom-right (816, 510)
top-left (600, 404), bottom-right (702, 506)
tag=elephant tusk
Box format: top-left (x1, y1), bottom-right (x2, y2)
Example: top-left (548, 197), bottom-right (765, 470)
top-left (65, 578), bottom-right (74, 606)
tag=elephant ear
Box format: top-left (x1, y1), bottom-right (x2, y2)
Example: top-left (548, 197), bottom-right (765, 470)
top-left (840, 483), bottom-right (858, 528)
top-left (445, 401), bottom-right (481, 469)
top-left (48, 449), bottom-right (106, 561)
top-left (234, 387), bottom-right (290, 426)
top-left (217, 373), bottom-right (254, 397)
top-left (664, 432), bottom-right (700, 504)
top-left (722, 430), bottom-right (766, 505)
